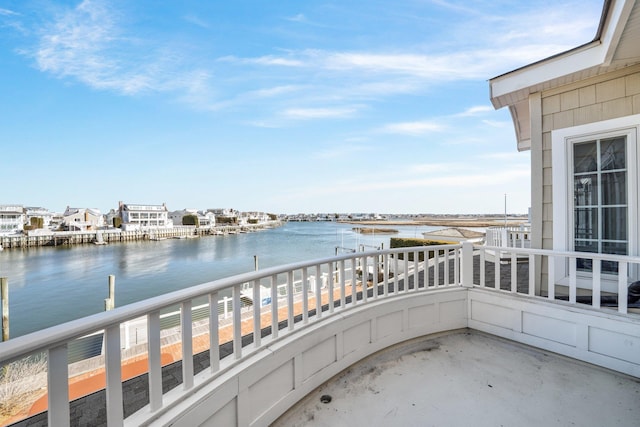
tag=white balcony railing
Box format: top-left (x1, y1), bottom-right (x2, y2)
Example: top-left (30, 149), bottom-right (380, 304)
top-left (485, 225), bottom-right (531, 249)
top-left (0, 243), bottom-right (638, 426)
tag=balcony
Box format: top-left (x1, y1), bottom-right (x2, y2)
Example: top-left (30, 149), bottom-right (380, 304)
top-left (0, 243), bottom-right (639, 426)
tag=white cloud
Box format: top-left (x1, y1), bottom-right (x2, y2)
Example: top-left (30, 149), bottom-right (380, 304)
top-left (0, 7), bottom-right (19, 16)
top-left (286, 14), bottom-right (307, 23)
top-left (381, 120), bottom-right (445, 136)
top-left (30, 0), bottom-right (212, 98)
top-left (282, 106), bottom-right (359, 120)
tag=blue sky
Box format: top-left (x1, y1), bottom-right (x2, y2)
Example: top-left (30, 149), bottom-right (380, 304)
top-left (0, 0), bottom-right (604, 215)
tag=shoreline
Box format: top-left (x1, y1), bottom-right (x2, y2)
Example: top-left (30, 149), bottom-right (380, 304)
top-left (340, 217), bottom-right (528, 228)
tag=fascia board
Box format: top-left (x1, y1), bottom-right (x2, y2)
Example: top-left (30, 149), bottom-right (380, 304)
top-left (490, 41), bottom-right (604, 102)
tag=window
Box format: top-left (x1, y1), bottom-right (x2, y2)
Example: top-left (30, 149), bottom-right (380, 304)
top-left (573, 136), bottom-right (627, 273)
top-left (552, 115), bottom-right (639, 289)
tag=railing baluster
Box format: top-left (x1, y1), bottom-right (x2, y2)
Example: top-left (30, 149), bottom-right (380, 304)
top-left (105, 324), bottom-right (124, 426)
top-left (287, 271), bottom-right (294, 331)
top-left (480, 248), bottom-right (486, 287)
top-left (618, 261), bottom-right (628, 314)
top-left (454, 248), bottom-right (459, 286)
top-left (511, 251), bottom-right (517, 293)
top-left (383, 253), bottom-right (389, 296)
top-left (394, 255), bottom-right (399, 293)
top-left (434, 250), bottom-right (439, 287)
top-left (302, 268), bottom-right (309, 323)
top-left (272, 274), bottom-right (279, 336)
top-left (253, 279), bottom-right (261, 348)
top-left (413, 251), bottom-right (419, 291)
top-left (352, 259), bottom-right (358, 304)
top-left (422, 250), bottom-right (428, 289)
top-left (339, 260), bottom-right (346, 309)
top-left (328, 262), bottom-right (335, 310)
top-left (209, 292), bottom-right (220, 372)
top-left (233, 283), bottom-right (242, 359)
top-left (315, 265), bottom-right (323, 317)
top-left (148, 310), bottom-right (163, 411)
top-left (444, 249), bottom-right (450, 286)
top-left (403, 255), bottom-right (409, 293)
top-left (593, 260), bottom-right (601, 309)
top-left (569, 257), bottom-right (577, 304)
top-left (494, 249), bottom-right (500, 291)
top-left (548, 256), bottom-right (555, 300)
top-left (361, 256), bottom-right (368, 302)
top-left (181, 301), bottom-right (194, 390)
top-left (528, 254), bottom-right (535, 296)
top-left (48, 344), bottom-right (70, 427)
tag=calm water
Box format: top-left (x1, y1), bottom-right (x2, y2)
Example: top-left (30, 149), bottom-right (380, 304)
top-left (0, 222), bottom-right (437, 337)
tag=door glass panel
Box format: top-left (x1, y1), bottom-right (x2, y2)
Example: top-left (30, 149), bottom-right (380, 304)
top-left (574, 175), bottom-right (598, 206)
top-left (574, 208), bottom-right (597, 240)
top-left (601, 172), bottom-right (626, 205)
top-left (574, 141), bottom-right (597, 173)
top-left (600, 137), bottom-right (626, 170)
top-left (602, 207), bottom-right (627, 241)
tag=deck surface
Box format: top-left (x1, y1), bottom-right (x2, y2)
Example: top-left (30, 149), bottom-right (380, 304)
top-left (274, 331), bottom-right (640, 427)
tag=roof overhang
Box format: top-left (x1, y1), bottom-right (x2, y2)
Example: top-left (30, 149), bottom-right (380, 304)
top-left (489, 0), bottom-right (639, 151)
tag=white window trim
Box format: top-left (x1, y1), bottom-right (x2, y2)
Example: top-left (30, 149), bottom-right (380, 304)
top-left (552, 114), bottom-right (639, 291)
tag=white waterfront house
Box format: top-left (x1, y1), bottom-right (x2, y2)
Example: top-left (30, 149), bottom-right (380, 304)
top-left (197, 210), bottom-right (216, 228)
top-left (211, 207), bottom-right (239, 224)
top-left (118, 202), bottom-right (171, 230)
top-left (0, 205), bottom-right (25, 234)
top-left (62, 207), bottom-right (105, 231)
top-left (0, 2), bottom-right (639, 426)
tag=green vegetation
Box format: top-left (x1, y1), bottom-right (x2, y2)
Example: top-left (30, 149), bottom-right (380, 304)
top-left (182, 214), bottom-right (199, 226)
top-left (113, 217), bottom-right (122, 228)
top-left (390, 237), bottom-right (454, 261)
top-left (23, 217), bottom-right (44, 230)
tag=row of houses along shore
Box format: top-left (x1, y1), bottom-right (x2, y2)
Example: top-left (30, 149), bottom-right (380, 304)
top-left (0, 202), bottom-right (282, 249)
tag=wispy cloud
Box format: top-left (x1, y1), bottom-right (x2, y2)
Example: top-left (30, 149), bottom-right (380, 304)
top-left (285, 13), bottom-right (307, 23)
top-left (30, 0), bottom-right (211, 98)
top-left (381, 120), bottom-right (445, 136)
top-left (183, 14), bottom-right (210, 29)
top-left (282, 106), bottom-right (360, 120)
top-left (0, 7), bottom-right (19, 16)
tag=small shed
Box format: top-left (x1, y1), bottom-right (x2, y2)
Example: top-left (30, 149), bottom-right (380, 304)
top-left (422, 227), bottom-right (485, 244)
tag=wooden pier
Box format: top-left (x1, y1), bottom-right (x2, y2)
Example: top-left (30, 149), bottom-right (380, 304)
top-left (0, 222), bottom-right (282, 250)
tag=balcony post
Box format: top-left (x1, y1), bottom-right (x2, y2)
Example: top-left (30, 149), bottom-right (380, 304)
top-left (462, 242), bottom-right (473, 287)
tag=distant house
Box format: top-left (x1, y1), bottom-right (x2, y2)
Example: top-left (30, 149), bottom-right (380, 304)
top-left (167, 209), bottom-right (215, 227)
top-left (198, 210), bottom-right (216, 228)
top-left (118, 202), bottom-right (171, 230)
top-left (63, 207), bottom-right (105, 231)
top-left (489, 0), bottom-right (640, 292)
top-left (0, 205), bottom-right (25, 234)
top-left (25, 207), bottom-right (54, 230)
top-left (169, 209), bottom-right (198, 226)
top-left (211, 208), bottom-right (238, 225)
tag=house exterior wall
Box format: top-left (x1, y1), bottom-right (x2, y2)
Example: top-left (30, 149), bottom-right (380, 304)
top-left (538, 64), bottom-right (640, 251)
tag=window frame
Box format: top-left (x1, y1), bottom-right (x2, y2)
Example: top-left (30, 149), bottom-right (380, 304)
top-left (552, 115), bottom-right (639, 292)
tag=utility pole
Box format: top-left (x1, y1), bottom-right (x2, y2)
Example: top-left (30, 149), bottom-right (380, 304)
top-left (504, 193), bottom-right (507, 227)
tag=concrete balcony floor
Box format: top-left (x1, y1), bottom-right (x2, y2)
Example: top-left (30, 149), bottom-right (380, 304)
top-left (274, 330), bottom-right (640, 427)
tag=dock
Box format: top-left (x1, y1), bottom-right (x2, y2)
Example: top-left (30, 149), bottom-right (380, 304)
top-left (0, 222), bottom-right (282, 250)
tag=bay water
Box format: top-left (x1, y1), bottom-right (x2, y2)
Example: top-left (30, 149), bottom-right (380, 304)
top-left (0, 222), bottom-right (438, 337)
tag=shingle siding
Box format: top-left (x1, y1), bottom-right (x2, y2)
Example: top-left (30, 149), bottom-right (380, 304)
top-left (539, 69), bottom-right (640, 250)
